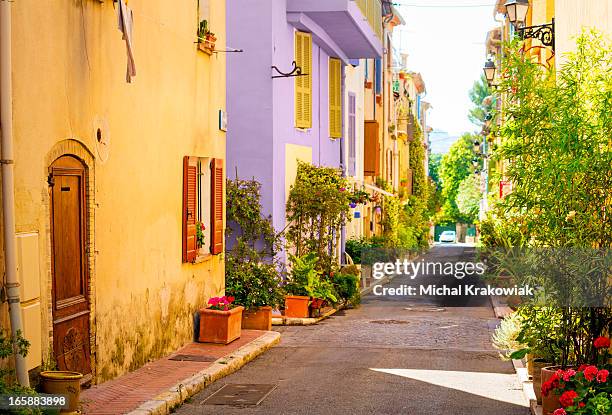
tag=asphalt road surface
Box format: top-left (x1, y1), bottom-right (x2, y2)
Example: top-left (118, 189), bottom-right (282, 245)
top-left (176, 245), bottom-right (529, 415)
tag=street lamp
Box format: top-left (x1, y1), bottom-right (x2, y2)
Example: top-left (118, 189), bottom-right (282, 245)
top-left (483, 60), bottom-right (496, 86)
top-left (503, 0), bottom-right (529, 28)
top-left (473, 140), bottom-right (481, 154)
top-left (504, 0), bottom-right (555, 50)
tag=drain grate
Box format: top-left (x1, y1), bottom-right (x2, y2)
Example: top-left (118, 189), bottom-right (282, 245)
top-left (370, 319), bottom-right (410, 325)
top-left (202, 384), bottom-right (277, 406)
top-left (168, 354), bottom-right (218, 362)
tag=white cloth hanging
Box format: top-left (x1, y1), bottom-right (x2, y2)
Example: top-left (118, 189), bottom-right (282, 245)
top-left (117, 0), bottom-right (136, 83)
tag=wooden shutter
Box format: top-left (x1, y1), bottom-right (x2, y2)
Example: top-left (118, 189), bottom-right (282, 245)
top-left (210, 158), bottom-right (224, 255)
top-left (364, 120), bottom-right (380, 177)
top-left (295, 32), bottom-right (312, 129)
top-left (348, 93), bottom-right (356, 176)
top-left (182, 156), bottom-right (198, 263)
top-left (329, 58), bottom-right (342, 138)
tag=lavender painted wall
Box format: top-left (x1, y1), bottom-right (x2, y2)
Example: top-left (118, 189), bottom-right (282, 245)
top-left (227, 0), bottom-right (380, 233)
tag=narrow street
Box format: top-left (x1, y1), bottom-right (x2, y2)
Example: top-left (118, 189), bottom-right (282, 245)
top-left (175, 245), bottom-right (529, 415)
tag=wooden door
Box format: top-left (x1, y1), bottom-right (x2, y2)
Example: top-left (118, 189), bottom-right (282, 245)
top-left (49, 156), bottom-right (91, 379)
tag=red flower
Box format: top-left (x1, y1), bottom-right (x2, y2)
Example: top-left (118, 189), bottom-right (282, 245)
top-left (553, 409), bottom-right (567, 415)
top-left (562, 369), bottom-right (576, 382)
top-left (542, 376), bottom-right (559, 397)
top-left (577, 364), bottom-right (588, 372)
top-left (579, 402), bottom-right (585, 408)
top-left (596, 369), bottom-right (609, 383)
top-left (559, 390), bottom-right (578, 408)
top-left (583, 365), bottom-right (598, 382)
top-left (227, 296), bottom-right (235, 303)
top-left (594, 337), bottom-right (611, 349)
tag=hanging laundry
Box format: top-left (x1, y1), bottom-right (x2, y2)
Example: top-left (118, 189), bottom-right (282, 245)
top-left (117, 0), bottom-right (136, 83)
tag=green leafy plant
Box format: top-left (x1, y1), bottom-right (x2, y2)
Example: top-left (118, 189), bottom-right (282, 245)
top-left (332, 273), bottom-right (360, 306)
top-left (225, 177), bottom-right (284, 309)
top-left (285, 253), bottom-right (337, 304)
top-left (197, 20), bottom-right (215, 41)
top-left (509, 307), bottom-right (565, 365)
top-left (487, 31), bottom-right (612, 368)
top-left (0, 329), bottom-right (40, 415)
top-left (286, 162), bottom-right (350, 276)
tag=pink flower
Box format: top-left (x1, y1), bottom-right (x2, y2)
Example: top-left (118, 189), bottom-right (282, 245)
top-left (553, 409), bottom-right (567, 415)
top-left (208, 297), bottom-right (220, 305)
top-left (596, 369), bottom-right (608, 383)
top-left (583, 365), bottom-right (598, 382)
top-left (562, 369), bottom-right (576, 382)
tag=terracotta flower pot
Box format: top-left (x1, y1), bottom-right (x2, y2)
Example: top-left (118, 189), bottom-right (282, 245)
top-left (241, 306), bottom-right (272, 331)
top-left (199, 306), bottom-right (244, 344)
top-left (531, 358), bottom-right (551, 404)
top-left (541, 366), bottom-right (563, 415)
top-left (40, 371), bottom-right (83, 414)
top-left (284, 295), bottom-right (309, 318)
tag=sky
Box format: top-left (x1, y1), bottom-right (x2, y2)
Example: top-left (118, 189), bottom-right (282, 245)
top-left (392, 0), bottom-right (499, 136)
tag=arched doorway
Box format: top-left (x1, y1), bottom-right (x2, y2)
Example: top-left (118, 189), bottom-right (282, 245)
top-left (49, 155), bottom-right (92, 379)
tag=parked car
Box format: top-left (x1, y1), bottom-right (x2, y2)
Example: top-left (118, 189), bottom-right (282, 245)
top-left (439, 231), bottom-right (457, 243)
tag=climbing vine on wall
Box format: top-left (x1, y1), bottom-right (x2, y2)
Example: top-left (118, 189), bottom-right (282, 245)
top-left (286, 162), bottom-right (350, 276)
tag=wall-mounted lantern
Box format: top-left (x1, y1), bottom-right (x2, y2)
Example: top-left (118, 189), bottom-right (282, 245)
top-left (504, 0), bottom-right (555, 51)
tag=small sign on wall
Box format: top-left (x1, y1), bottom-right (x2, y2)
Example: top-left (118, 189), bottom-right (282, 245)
top-left (219, 110), bottom-right (228, 132)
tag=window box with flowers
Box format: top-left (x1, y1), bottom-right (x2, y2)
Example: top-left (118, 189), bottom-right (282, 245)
top-left (197, 20), bottom-right (216, 55)
top-left (198, 296), bottom-right (243, 344)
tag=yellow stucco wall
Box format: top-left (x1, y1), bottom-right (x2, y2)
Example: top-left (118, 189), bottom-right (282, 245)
top-left (555, 0), bottom-right (612, 66)
top-left (4, 0), bottom-right (227, 382)
top-left (285, 144), bottom-right (313, 201)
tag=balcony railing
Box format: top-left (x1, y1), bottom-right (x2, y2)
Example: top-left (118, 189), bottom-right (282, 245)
top-left (355, 0), bottom-right (383, 40)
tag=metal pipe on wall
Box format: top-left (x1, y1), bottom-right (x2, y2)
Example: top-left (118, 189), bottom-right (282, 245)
top-left (1, 0), bottom-right (29, 387)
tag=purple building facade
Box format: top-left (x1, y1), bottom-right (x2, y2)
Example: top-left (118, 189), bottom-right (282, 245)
top-left (226, 0), bottom-right (382, 232)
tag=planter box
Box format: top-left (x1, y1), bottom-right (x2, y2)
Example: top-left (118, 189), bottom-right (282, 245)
top-left (40, 371), bottom-right (83, 413)
top-left (242, 306), bottom-right (272, 331)
top-left (284, 295), bottom-right (309, 318)
top-left (199, 306), bottom-right (244, 344)
top-left (541, 366), bottom-right (563, 415)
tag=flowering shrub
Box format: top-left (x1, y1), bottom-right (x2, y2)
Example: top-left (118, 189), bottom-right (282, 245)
top-left (542, 338), bottom-right (611, 415)
top-left (207, 296), bottom-right (235, 311)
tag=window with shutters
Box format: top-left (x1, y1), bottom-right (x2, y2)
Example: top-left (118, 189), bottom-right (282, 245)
top-left (348, 93), bottom-right (356, 176)
top-left (295, 31), bottom-right (312, 129)
top-left (329, 58), bottom-right (342, 138)
top-left (182, 156), bottom-right (224, 263)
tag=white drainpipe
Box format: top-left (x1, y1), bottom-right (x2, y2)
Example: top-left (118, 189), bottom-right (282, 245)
top-left (1, 0), bottom-right (29, 387)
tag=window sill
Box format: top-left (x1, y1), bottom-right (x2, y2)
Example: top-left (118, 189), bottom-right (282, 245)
top-left (194, 253), bottom-right (214, 264)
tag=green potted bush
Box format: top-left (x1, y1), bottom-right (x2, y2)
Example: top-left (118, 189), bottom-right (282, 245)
top-left (224, 177), bottom-right (284, 330)
top-left (284, 253), bottom-right (337, 318)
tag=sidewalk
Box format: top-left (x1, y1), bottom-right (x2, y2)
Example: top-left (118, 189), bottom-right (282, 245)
top-left (81, 330), bottom-right (280, 415)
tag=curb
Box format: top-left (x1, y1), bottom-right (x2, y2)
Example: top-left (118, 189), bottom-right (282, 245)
top-left (272, 305), bottom-right (343, 326)
top-left (490, 295), bottom-right (513, 319)
top-left (126, 331), bottom-right (281, 415)
top-left (511, 358), bottom-right (540, 415)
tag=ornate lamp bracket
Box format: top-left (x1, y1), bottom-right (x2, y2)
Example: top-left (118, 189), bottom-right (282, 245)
top-left (517, 18), bottom-right (555, 51)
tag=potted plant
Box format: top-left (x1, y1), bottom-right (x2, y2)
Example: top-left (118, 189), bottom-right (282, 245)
top-left (284, 254), bottom-right (338, 318)
top-left (284, 254), bottom-right (317, 318)
top-left (197, 20), bottom-right (216, 53)
top-left (226, 256), bottom-right (283, 331)
top-left (225, 177), bottom-right (284, 330)
top-left (198, 296), bottom-right (244, 344)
